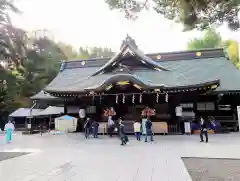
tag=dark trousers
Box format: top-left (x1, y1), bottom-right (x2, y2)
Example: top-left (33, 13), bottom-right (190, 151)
top-left (93, 128), bottom-right (98, 138)
top-left (85, 128), bottom-right (90, 139)
top-left (108, 126), bottom-right (114, 137)
top-left (120, 135), bottom-right (128, 145)
top-left (200, 130), bottom-right (208, 142)
top-left (135, 132), bottom-right (141, 141)
top-left (145, 130), bottom-right (154, 142)
top-left (121, 137), bottom-right (126, 145)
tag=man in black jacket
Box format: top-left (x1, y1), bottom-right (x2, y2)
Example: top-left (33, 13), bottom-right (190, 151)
top-left (200, 117), bottom-right (208, 143)
top-left (84, 118), bottom-right (91, 139)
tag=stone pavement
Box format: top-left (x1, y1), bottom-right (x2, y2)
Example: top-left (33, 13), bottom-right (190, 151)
top-left (1, 133), bottom-right (240, 181)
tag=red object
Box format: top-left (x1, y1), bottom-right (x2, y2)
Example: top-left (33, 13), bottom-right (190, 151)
top-left (103, 108), bottom-right (116, 117)
top-left (141, 107), bottom-right (156, 117)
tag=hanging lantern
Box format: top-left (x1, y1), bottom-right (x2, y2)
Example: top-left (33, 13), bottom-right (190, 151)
top-left (79, 109), bottom-right (86, 118)
top-left (100, 96), bottom-right (102, 104)
top-left (139, 94), bottom-right (142, 103)
top-left (122, 94), bottom-right (125, 103)
top-left (103, 107), bottom-right (116, 117)
top-left (141, 107), bottom-right (156, 117)
top-left (116, 94), bottom-right (119, 104)
top-left (165, 93), bottom-right (168, 102)
top-left (132, 94), bottom-right (135, 103)
top-left (156, 93), bottom-right (159, 103)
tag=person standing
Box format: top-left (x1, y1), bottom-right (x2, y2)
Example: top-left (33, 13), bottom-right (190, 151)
top-left (39, 122), bottom-right (44, 136)
top-left (133, 120), bottom-right (141, 141)
top-left (84, 118), bottom-right (91, 139)
top-left (200, 117), bottom-right (208, 143)
top-left (141, 117), bottom-right (147, 136)
top-left (145, 118), bottom-right (154, 142)
top-left (92, 120), bottom-right (99, 138)
top-left (118, 119), bottom-right (128, 146)
top-left (4, 121), bottom-right (15, 143)
top-left (107, 116), bottom-right (115, 137)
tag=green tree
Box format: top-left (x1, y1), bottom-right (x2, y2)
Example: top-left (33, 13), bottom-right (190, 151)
top-left (0, 0), bottom-right (22, 67)
top-left (0, 0), bottom-right (20, 25)
top-left (0, 24), bottom-right (116, 118)
top-left (187, 29), bottom-right (222, 50)
top-left (77, 46), bottom-right (115, 59)
top-left (21, 37), bottom-right (65, 97)
top-left (187, 28), bottom-right (240, 68)
top-left (0, 25), bottom-right (28, 66)
top-left (223, 40), bottom-right (240, 69)
top-left (58, 42), bottom-right (78, 60)
top-left (0, 32), bottom-right (66, 116)
top-left (105, 0), bottom-right (240, 31)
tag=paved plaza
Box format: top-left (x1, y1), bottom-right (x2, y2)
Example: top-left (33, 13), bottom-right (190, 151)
top-left (1, 133), bottom-right (240, 181)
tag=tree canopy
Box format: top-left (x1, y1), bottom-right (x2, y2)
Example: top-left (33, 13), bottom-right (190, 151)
top-left (0, 27), bottom-right (116, 116)
top-left (0, 0), bottom-right (20, 25)
top-left (105, 0), bottom-right (240, 31)
top-left (0, 1), bottom-right (116, 124)
top-left (187, 28), bottom-right (240, 69)
top-left (187, 29), bottom-right (222, 50)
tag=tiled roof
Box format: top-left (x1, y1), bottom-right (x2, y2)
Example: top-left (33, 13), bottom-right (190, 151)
top-left (60, 48), bottom-right (225, 70)
top-left (43, 56), bottom-right (240, 93)
top-left (30, 91), bottom-right (57, 100)
top-left (9, 108), bottom-right (44, 117)
top-left (28, 36), bottom-right (240, 100)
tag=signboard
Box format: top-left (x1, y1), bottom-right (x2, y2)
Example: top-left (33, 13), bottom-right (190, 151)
top-left (175, 106), bottom-right (182, 117)
top-left (184, 122), bottom-right (191, 134)
top-left (237, 106), bottom-right (240, 132)
top-left (86, 106), bottom-right (96, 114)
top-left (218, 105), bottom-right (231, 111)
top-left (197, 102), bottom-right (215, 111)
top-left (180, 103), bottom-right (194, 108)
top-left (27, 124), bottom-right (31, 129)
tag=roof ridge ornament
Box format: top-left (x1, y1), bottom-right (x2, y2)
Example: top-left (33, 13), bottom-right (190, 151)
top-left (120, 34), bottom-right (138, 50)
top-left (91, 35), bottom-right (169, 76)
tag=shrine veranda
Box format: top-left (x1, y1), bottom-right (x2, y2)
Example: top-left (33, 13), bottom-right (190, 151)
top-left (27, 36), bottom-right (240, 133)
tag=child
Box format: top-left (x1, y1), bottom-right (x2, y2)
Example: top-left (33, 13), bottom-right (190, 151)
top-left (133, 120), bottom-right (141, 141)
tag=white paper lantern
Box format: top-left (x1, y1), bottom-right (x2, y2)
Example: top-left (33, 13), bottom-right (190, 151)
top-left (79, 109), bottom-right (86, 118)
top-left (156, 93), bottom-right (159, 103)
top-left (165, 93), bottom-right (168, 102)
top-left (139, 94), bottom-right (142, 103)
top-left (122, 94), bottom-right (125, 103)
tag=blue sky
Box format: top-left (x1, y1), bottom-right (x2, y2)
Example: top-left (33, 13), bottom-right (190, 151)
top-left (11, 0), bottom-right (240, 53)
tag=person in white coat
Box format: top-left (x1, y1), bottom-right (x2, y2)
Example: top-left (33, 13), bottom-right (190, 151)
top-left (107, 116), bottom-right (115, 137)
top-left (133, 121), bottom-right (141, 141)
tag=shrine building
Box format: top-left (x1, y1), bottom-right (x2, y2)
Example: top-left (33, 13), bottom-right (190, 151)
top-left (30, 36), bottom-right (240, 134)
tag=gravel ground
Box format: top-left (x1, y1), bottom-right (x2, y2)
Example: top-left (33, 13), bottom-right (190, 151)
top-left (0, 152), bottom-right (29, 161)
top-left (182, 157), bottom-right (240, 181)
